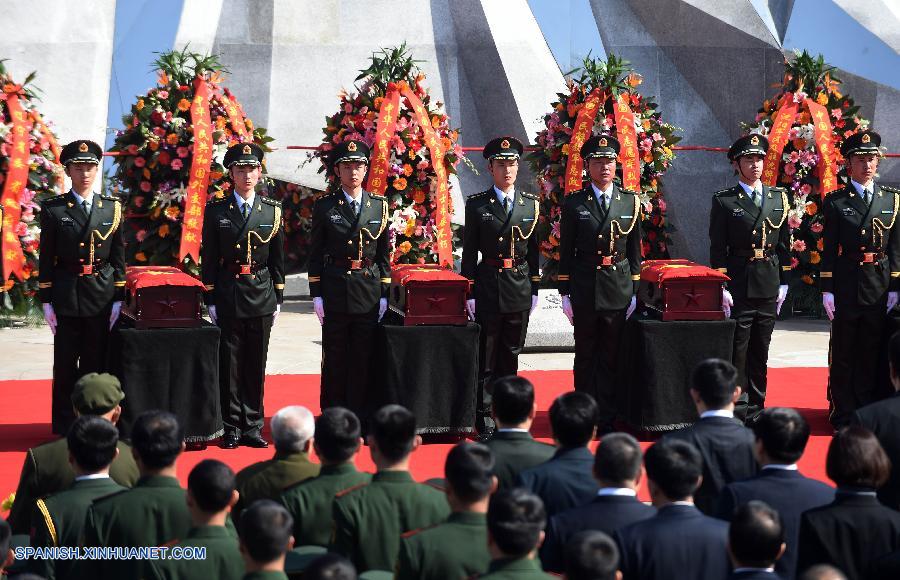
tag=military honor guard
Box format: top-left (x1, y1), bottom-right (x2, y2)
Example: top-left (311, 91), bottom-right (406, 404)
top-left (557, 135), bottom-right (642, 432)
top-left (820, 130), bottom-right (900, 428)
top-left (709, 134), bottom-right (791, 423)
top-left (39, 140), bottom-right (125, 435)
top-left (307, 139), bottom-right (391, 418)
top-left (461, 136), bottom-right (540, 436)
top-left (201, 142), bottom-right (285, 449)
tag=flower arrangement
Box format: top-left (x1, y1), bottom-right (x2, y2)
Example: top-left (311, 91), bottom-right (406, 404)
top-left (527, 54), bottom-right (680, 275)
top-left (274, 178), bottom-right (319, 272)
top-left (109, 48), bottom-right (272, 268)
top-left (311, 44), bottom-right (465, 264)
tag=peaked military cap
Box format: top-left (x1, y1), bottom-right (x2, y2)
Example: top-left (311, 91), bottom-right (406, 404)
top-left (72, 372), bottom-right (125, 415)
top-left (841, 130), bottom-right (881, 157)
top-left (333, 139), bottom-right (370, 165)
top-left (728, 133), bottom-right (769, 161)
top-left (580, 135), bottom-right (620, 159)
top-left (60, 140), bottom-right (102, 166)
top-left (483, 136), bottom-right (524, 160)
top-left (223, 142), bottom-right (264, 168)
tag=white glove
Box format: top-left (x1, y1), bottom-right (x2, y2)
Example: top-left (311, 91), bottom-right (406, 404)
top-left (776, 285), bottom-right (789, 316)
top-left (273, 303), bottom-right (281, 324)
top-left (465, 299), bottom-right (476, 320)
top-left (108, 301), bottom-right (122, 330)
top-left (313, 297), bottom-right (324, 326)
top-left (722, 289), bottom-right (734, 318)
top-left (42, 303), bottom-right (57, 335)
top-left (822, 292), bottom-right (835, 321)
top-left (530, 295), bottom-right (539, 314)
top-left (207, 305), bottom-right (218, 325)
top-left (378, 298), bottom-right (388, 321)
top-left (561, 295), bottom-right (574, 326)
top-left (888, 292), bottom-right (899, 314)
top-left (626, 295), bottom-right (637, 320)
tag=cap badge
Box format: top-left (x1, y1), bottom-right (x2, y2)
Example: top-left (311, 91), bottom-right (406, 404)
top-left (242, 144), bottom-right (252, 155)
top-left (500, 139), bottom-right (510, 149)
top-left (599, 137), bottom-right (607, 147)
top-left (79, 142), bottom-right (89, 153)
top-left (348, 141), bottom-right (358, 152)
top-left (750, 135), bottom-right (759, 145)
top-left (862, 133), bottom-right (871, 144)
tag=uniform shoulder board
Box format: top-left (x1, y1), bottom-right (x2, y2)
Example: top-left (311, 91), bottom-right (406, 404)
top-left (618, 187), bottom-right (639, 197)
top-left (401, 523), bottom-right (440, 539)
top-left (466, 190), bottom-right (492, 203)
top-left (368, 192), bottom-right (386, 200)
top-left (261, 196), bottom-right (281, 206)
top-left (881, 185), bottom-right (900, 194)
top-left (713, 187), bottom-right (735, 197)
top-left (99, 194), bottom-right (120, 202)
top-left (768, 186), bottom-right (786, 193)
top-left (91, 488), bottom-right (130, 504)
top-left (334, 482), bottom-right (368, 498)
top-left (520, 191), bottom-right (539, 200)
top-left (207, 195), bottom-right (229, 206)
top-left (422, 480), bottom-right (446, 492)
top-left (43, 194), bottom-right (67, 205)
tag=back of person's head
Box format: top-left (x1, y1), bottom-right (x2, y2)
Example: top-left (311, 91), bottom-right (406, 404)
top-left (753, 407), bottom-right (810, 464)
top-left (644, 439), bottom-right (703, 501)
top-left (594, 433), bottom-right (643, 487)
top-left (188, 459), bottom-right (236, 513)
top-left (691, 358), bottom-right (738, 409)
top-left (239, 500), bottom-right (293, 565)
top-left (445, 442), bottom-right (496, 503)
top-left (550, 392), bottom-right (598, 448)
top-left (564, 530), bottom-right (620, 580)
top-left (487, 488), bottom-right (546, 558)
top-left (492, 376), bottom-right (536, 425)
top-left (315, 407), bottom-right (362, 463)
top-left (67, 415), bottom-right (119, 472)
top-left (826, 426), bottom-right (891, 489)
top-left (728, 501), bottom-right (784, 568)
top-left (303, 553), bottom-right (358, 580)
top-left (799, 564), bottom-right (848, 580)
top-left (131, 410), bottom-right (183, 469)
top-left (270, 405), bottom-right (315, 454)
top-left (370, 404), bottom-right (416, 464)
top-left (0, 517), bottom-right (10, 572)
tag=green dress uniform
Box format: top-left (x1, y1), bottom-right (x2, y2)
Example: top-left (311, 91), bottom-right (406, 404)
top-left (709, 134), bottom-right (791, 422)
top-left (395, 511), bottom-right (491, 580)
top-left (243, 571), bottom-right (289, 580)
top-left (38, 140), bottom-right (126, 435)
top-left (147, 525), bottom-right (244, 580)
top-left (821, 131), bottom-right (900, 427)
top-left (485, 430), bottom-right (555, 490)
top-left (461, 137), bottom-right (540, 433)
top-left (558, 136), bottom-right (642, 429)
top-left (28, 476), bottom-right (125, 580)
top-left (201, 144), bottom-right (285, 445)
top-left (232, 451), bottom-right (320, 521)
top-left (331, 470), bottom-right (451, 572)
top-left (308, 140), bottom-right (391, 418)
top-left (279, 462), bottom-right (371, 547)
top-left (473, 557), bottom-right (554, 579)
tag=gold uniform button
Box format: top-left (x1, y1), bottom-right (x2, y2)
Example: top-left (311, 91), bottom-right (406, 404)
top-left (499, 237), bottom-right (504, 242)
top-left (235, 244), bottom-right (240, 249)
top-left (79, 242), bottom-right (85, 247)
top-left (348, 240), bottom-right (353, 245)
top-left (346, 271), bottom-right (352, 275)
top-left (752, 230), bottom-right (757, 235)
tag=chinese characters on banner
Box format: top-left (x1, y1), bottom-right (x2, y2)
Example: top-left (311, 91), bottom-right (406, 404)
top-left (613, 95), bottom-right (640, 191)
top-left (564, 88), bottom-right (603, 194)
top-left (365, 89), bottom-right (400, 196)
top-left (1, 88), bottom-right (30, 282)
top-left (178, 77), bottom-right (213, 263)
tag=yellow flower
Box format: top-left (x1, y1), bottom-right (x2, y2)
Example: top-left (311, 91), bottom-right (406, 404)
top-left (398, 241), bottom-right (412, 254)
top-left (135, 252), bottom-right (148, 262)
top-left (244, 118), bottom-right (254, 131)
top-left (177, 98), bottom-right (191, 112)
top-left (404, 219), bottom-right (416, 237)
top-left (816, 92), bottom-right (828, 106)
top-left (1, 492), bottom-right (14, 512)
top-left (809, 251), bottom-right (821, 264)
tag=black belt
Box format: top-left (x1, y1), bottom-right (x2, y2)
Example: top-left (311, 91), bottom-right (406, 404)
top-left (845, 252), bottom-right (884, 264)
top-left (59, 262), bottom-right (107, 275)
top-left (484, 257), bottom-right (526, 269)
top-left (327, 257), bottom-right (373, 270)
top-left (575, 251), bottom-right (621, 267)
top-left (227, 263), bottom-right (268, 275)
top-left (730, 249), bottom-right (772, 260)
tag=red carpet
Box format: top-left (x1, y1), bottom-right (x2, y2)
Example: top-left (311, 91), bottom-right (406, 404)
top-left (0, 368), bottom-right (831, 506)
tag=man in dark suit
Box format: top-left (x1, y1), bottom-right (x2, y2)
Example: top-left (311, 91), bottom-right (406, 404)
top-left (717, 407), bottom-right (834, 579)
top-left (308, 140), bottom-right (390, 420)
top-left (821, 130), bottom-right (900, 428)
top-left (558, 135), bottom-right (642, 432)
top-left (39, 140), bottom-right (126, 435)
top-left (563, 531), bottom-right (621, 580)
top-left (461, 137), bottom-right (541, 436)
top-left (852, 331), bottom-right (900, 509)
top-left (710, 134), bottom-right (791, 423)
top-left (541, 432), bottom-right (655, 572)
top-left (667, 358), bottom-right (757, 514)
top-left (202, 142), bottom-right (285, 449)
top-left (484, 376), bottom-right (555, 489)
top-left (516, 392), bottom-right (599, 517)
top-left (727, 501), bottom-right (786, 580)
top-left (238, 501), bottom-right (294, 580)
top-left (479, 488), bottom-right (555, 579)
top-left (615, 438), bottom-right (731, 580)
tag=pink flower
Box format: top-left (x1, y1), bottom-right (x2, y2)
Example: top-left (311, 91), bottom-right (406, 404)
top-left (416, 160), bottom-right (429, 170)
top-left (788, 127), bottom-right (800, 140)
top-left (800, 183), bottom-right (812, 195)
top-left (133, 156), bottom-right (146, 168)
top-left (652, 132), bottom-right (663, 142)
top-left (639, 138), bottom-right (653, 152)
top-left (788, 215), bottom-right (802, 229)
top-left (811, 222), bottom-right (824, 233)
top-left (831, 108), bottom-right (842, 120)
top-left (157, 90), bottom-right (169, 99)
top-left (783, 163), bottom-right (796, 176)
top-left (170, 159), bottom-right (183, 171)
top-left (177, 146), bottom-right (189, 158)
top-left (792, 239), bottom-right (806, 252)
top-left (136, 229), bottom-right (148, 242)
top-left (791, 257), bottom-right (799, 268)
top-left (343, 103), bottom-right (353, 113)
top-left (657, 199), bottom-right (667, 212)
top-left (140, 181), bottom-right (152, 193)
top-left (14, 222), bottom-right (27, 237)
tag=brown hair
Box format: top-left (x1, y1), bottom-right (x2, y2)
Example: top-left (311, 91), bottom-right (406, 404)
top-left (826, 426), bottom-right (891, 489)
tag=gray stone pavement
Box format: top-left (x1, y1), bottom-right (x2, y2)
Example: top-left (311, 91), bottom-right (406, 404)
top-left (0, 301), bottom-right (829, 381)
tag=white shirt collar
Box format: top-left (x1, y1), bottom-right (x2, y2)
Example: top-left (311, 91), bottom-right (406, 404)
top-left (496, 428), bottom-right (529, 433)
top-left (851, 179), bottom-right (874, 196)
top-left (70, 189), bottom-right (95, 205)
top-left (75, 473), bottom-right (110, 481)
top-left (590, 182), bottom-right (613, 199)
top-left (762, 463), bottom-right (798, 471)
top-left (669, 500), bottom-right (695, 506)
top-left (733, 567), bottom-right (775, 574)
top-left (700, 409), bottom-right (734, 419)
top-left (597, 487), bottom-right (637, 497)
top-left (234, 191), bottom-right (256, 210)
top-left (493, 185), bottom-right (515, 203)
top-left (343, 188), bottom-right (363, 205)
top-left (738, 181), bottom-right (762, 195)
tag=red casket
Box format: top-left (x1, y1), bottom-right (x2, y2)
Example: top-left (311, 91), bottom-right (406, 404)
top-left (389, 264), bottom-right (470, 326)
top-left (121, 266), bottom-right (206, 329)
top-left (638, 259), bottom-right (730, 321)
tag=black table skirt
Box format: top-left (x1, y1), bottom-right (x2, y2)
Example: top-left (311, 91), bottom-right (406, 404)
top-left (376, 319), bottom-right (479, 434)
top-left (107, 319), bottom-right (223, 442)
top-left (620, 316), bottom-right (736, 432)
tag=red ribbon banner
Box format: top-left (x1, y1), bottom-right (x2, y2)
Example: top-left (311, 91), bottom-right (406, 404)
top-left (564, 88), bottom-right (603, 194)
top-left (613, 95), bottom-right (640, 191)
top-left (178, 76), bottom-right (213, 263)
top-left (805, 98), bottom-right (839, 197)
top-left (762, 94), bottom-right (799, 187)
top-left (1, 91), bottom-right (31, 282)
top-left (364, 88), bottom-right (400, 196)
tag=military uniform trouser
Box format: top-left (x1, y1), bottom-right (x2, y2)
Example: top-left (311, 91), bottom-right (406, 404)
top-left (218, 314), bottom-right (273, 437)
top-left (320, 307), bottom-right (378, 421)
top-left (573, 307), bottom-right (626, 428)
top-left (475, 308), bottom-right (530, 427)
top-left (731, 295), bottom-right (777, 424)
top-left (828, 302), bottom-right (886, 428)
top-left (53, 308), bottom-right (111, 435)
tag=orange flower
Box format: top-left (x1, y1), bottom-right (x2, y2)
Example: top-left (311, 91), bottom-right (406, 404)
top-left (142, 168), bottom-right (151, 180)
top-left (413, 189), bottom-right (426, 204)
top-left (135, 252), bottom-right (148, 262)
top-left (216, 116), bottom-right (227, 129)
top-left (626, 72), bottom-right (643, 87)
top-left (798, 111), bottom-right (811, 125)
top-left (816, 92), bottom-right (828, 106)
top-left (817, 238), bottom-right (824, 251)
top-left (149, 140), bottom-right (160, 151)
top-left (398, 241), bottom-right (412, 254)
top-left (806, 201), bottom-right (818, 215)
top-left (642, 119), bottom-right (651, 131)
top-left (157, 71), bottom-right (169, 86)
top-left (136, 99), bottom-right (145, 111)
top-left (210, 171), bottom-right (224, 181)
top-left (165, 206), bottom-right (181, 220)
top-left (801, 274), bottom-right (814, 285)
top-left (402, 164), bottom-right (413, 176)
top-left (177, 98), bottom-right (191, 112)
top-left (393, 177), bottom-right (408, 191)
top-left (166, 133), bottom-right (179, 146)
top-left (374, 97), bottom-right (384, 109)
top-left (792, 139), bottom-right (808, 150)
top-left (245, 118), bottom-right (254, 131)
top-left (158, 224), bottom-right (170, 238)
top-left (809, 251), bottom-right (821, 264)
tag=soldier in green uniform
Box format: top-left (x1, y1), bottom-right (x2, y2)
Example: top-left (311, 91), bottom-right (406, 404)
top-left (202, 142), bottom-right (285, 449)
top-left (39, 140), bottom-right (125, 435)
top-left (80, 410), bottom-right (191, 579)
top-left (484, 376), bottom-right (555, 489)
top-left (308, 140), bottom-right (391, 419)
top-left (709, 134), bottom-right (791, 423)
top-left (148, 459), bottom-right (244, 580)
top-left (476, 488), bottom-right (554, 579)
top-left (29, 416), bottom-right (125, 580)
top-left (821, 130), bottom-right (900, 428)
top-left (331, 405), bottom-right (450, 572)
top-left (558, 135), bottom-right (642, 432)
top-left (280, 407), bottom-right (370, 547)
top-left (238, 500), bottom-right (294, 580)
top-left (461, 136), bottom-right (541, 436)
top-left (395, 442), bottom-right (495, 579)
top-left (6, 372), bottom-right (138, 534)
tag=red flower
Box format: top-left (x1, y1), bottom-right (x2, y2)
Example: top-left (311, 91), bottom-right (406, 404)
top-left (157, 151), bottom-right (171, 166)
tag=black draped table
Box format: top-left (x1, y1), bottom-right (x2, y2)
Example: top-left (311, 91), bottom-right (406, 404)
top-left (619, 315), bottom-right (737, 432)
top-left (376, 318), bottom-right (479, 435)
top-left (107, 319), bottom-right (223, 443)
